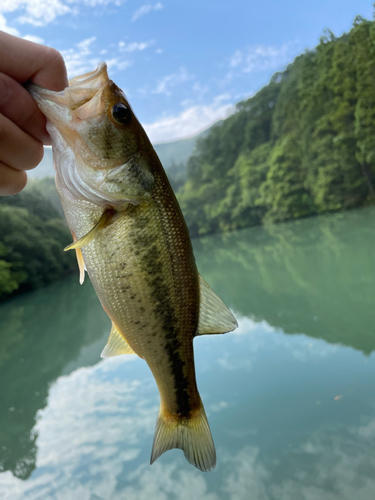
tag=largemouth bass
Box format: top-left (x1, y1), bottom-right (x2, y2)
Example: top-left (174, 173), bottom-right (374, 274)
top-left (30, 63), bottom-right (237, 472)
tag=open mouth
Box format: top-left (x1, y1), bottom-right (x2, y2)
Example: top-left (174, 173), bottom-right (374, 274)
top-left (28, 62), bottom-right (109, 125)
top-left (28, 62), bottom-right (110, 153)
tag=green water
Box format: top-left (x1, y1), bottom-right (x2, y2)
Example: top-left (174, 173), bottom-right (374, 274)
top-left (1, 207), bottom-right (375, 499)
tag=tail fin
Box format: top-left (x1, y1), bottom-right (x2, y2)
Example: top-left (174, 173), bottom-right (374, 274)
top-left (150, 403), bottom-right (216, 472)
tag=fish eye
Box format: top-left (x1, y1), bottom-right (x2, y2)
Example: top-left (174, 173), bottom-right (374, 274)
top-left (111, 102), bottom-right (131, 125)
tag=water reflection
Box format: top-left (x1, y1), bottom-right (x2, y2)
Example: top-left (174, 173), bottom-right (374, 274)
top-left (1, 208), bottom-right (375, 499)
top-left (0, 276), bottom-right (108, 479)
top-left (194, 207), bottom-right (375, 354)
top-left (2, 343), bottom-right (375, 500)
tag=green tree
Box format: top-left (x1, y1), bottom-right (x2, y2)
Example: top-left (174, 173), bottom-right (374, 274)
top-left (260, 136), bottom-right (314, 223)
top-left (0, 182), bottom-right (76, 300)
top-left (178, 14), bottom-right (375, 235)
top-left (352, 19), bottom-right (375, 197)
top-left (0, 243), bottom-right (25, 298)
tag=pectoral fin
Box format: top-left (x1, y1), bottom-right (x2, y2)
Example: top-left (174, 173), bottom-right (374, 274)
top-left (65, 209), bottom-right (115, 252)
top-left (196, 274), bottom-right (238, 335)
top-left (71, 231), bottom-right (86, 284)
top-left (101, 321), bottom-right (136, 358)
top-left (76, 248), bottom-right (86, 285)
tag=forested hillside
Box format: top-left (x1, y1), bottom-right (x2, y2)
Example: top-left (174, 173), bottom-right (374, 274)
top-left (2, 15), bottom-right (375, 299)
top-left (178, 16), bottom-right (375, 237)
top-left (0, 182), bottom-right (76, 301)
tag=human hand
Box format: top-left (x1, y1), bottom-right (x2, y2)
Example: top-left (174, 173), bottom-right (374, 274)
top-left (0, 31), bottom-right (68, 195)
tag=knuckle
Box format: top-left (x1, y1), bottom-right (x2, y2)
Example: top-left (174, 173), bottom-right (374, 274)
top-left (40, 47), bottom-right (68, 91)
top-left (1, 170), bottom-right (27, 196)
top-left (20, 105), bottom-right (42, 133)
top-left (0, 113), bottom-right (43, 170)
top-left (12, 172), bottom-right (28, 194)
top-left (45, 47), bottom-right (66, 72)
top-left (26, 142), bottom-right (44, 170)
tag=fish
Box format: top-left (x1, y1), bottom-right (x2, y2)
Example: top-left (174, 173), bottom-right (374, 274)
top-left (29, 63), bottom-right (237, 472)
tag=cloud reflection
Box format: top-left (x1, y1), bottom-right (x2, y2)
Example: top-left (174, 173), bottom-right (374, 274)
top-left (120, 462), bottom-right (218, 500)
top-left (1, 308), bottom-right (375, 499)
top-left (0, 357), bottom-right (157, 499)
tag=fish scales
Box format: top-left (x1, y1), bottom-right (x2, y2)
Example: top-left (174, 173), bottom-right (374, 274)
top-left (30, 63), bottom-right (237, 472)
top-left (68, 167), bottom-right (201, 416)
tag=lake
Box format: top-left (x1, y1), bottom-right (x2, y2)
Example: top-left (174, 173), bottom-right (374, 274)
top-left (1, 207), bottom-right (375, 499)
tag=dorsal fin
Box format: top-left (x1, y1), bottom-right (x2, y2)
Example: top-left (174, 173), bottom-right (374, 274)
top-left (196, 274), bottom-right (238, 335)
top-left (101, 321), bottom-right (136, 358)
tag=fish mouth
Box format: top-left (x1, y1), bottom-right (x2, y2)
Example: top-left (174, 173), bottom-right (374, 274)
top-left (28, 62), bottom-right (109, 138)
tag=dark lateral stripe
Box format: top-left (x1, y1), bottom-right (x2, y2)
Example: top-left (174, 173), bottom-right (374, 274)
top-left (141, 227), bottom-right (192, 417)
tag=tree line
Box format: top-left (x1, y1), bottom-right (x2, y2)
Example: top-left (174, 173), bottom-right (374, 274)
top-left (2, 15), bottom-right (375, 298)
top-left (177, 15), bottom-right (375, 237)
top-left (0, 179), bottom-right (76, 301)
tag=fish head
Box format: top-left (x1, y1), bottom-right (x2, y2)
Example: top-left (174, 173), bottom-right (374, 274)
top-left (30, 63), bottom-right (155, 207)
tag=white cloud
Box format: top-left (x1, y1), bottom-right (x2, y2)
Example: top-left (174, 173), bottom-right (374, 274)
top-left (106, 58), bottom-right (133, 72)
top-left (58, 37), bottom-right (148, 78)
top-left (34, 361), bottom-right (154, 470)
top-left (83, 0), bottom-right (128, 5)
top-left (0, 0), bottom-right (128, 29)
top-left (290, 338), bottom-right (339, 363)
top-left (0, 13), bottom-right (20, 35)
top-left (217, 354), bottom-right (252, 372)
top-left (2, 335), bottom-right (375, 500)
top-left (0, 357), bottom-right (158, 499)
top-left (192, 81), bottom-right (209, 97)
top-left (22, 34), bottom-right (44, 44)
top-left (152, 67), bottom-right (194, 96)
top-left (131, 2), bottom-right (163, 22)
top-left (118, 40), bottom-right (154, 52)
top-left (16, 0), bottom-right (71, 26)
top-left (228, 42), bottom-right (300, 76)
top-left (4, 426), bottom-right (375, 500)
top-left (357, 418), bottom-right (375, 439)
top-left (209, 400), bottom-right (229, 413)
top-left (120, 462), bottom-right (218, 500)
top-left (143, 97), bottom-right (234, 143)
top-left (223, 447), bottom-right (270, 499)
top-left (61, 36), bottom-right (101, 77)
top-left (232, 314), bottom-right (273, 336)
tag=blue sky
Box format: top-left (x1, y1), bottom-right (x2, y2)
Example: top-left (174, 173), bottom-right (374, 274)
top-left (1, 0), bottom-right (374, 143)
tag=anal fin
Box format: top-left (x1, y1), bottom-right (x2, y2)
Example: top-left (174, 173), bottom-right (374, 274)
top-left (101, 321), bottom-right (136, 358)
top-left (196, 274), bottom-right (238, 335)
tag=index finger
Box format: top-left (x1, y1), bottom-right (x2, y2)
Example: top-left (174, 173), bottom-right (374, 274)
top-left (0, 31), bottom-right (68, 91)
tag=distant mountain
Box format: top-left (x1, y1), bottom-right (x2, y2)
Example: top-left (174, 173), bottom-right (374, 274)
top-left (28, 126), bottom-right (213, 180)
top-left (154, 127), bottom-right (212, 172)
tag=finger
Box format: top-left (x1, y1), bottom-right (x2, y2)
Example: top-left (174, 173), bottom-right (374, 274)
top-left (0, 162), bottom-right (27, 196)
top-left (0, 32), bottom-right (68, 91)
top-left (0, 72), bottom-right (50, 144)
top-left (0, 113), bottom-right (44, 171)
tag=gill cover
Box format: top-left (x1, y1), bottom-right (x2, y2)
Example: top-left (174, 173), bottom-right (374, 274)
top-left (29, 63), bottom-right (155, 207)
